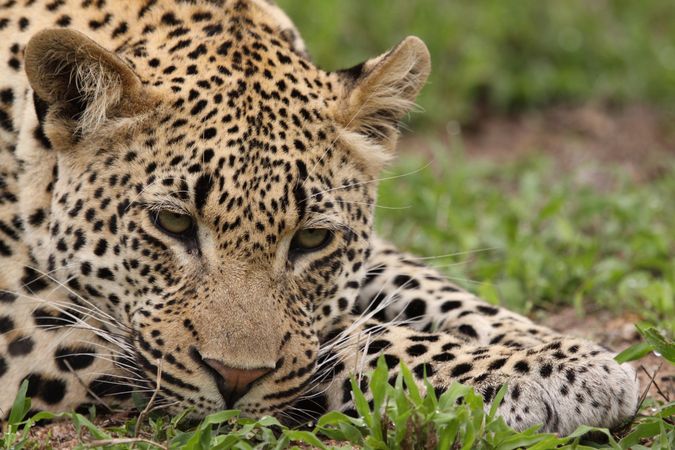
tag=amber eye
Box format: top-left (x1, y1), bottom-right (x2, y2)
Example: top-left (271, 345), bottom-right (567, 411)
top-left (155, 210), bottom-right (194, 236)
top-left (291, 228), bottom-right (332, 253)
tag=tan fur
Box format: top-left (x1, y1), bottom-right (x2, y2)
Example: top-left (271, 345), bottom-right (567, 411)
top-left (337, 128), bottom-right (393, 176)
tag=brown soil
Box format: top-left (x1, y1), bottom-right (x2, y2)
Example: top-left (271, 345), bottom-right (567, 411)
top-left (25, 412), bottom-right (133, 449)
top-left (403, 102), bottom-right (675, 184)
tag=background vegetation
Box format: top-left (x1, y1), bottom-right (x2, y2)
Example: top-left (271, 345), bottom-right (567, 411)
top-left (377, 151), bottom-right (675, 331)
top-left (280, 0), bottom-right (675, 127)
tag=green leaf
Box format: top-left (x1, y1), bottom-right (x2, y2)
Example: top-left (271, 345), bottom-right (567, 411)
top-left (437, 419), bottom-right (459, 450)
top-left (316, 410), bottom-right (360, 428)
top-left (69, 413), bottom-right (112, 440)
top-left (656, 402), bottom-right (675, 419)
top-left (283, 430), bottom-right (327, 449)
top-left (494, 433), bottom-right (561, 450)
top-left (618, 419), bottom-right (664, 449)
top-left (566, 425), bottom-right (620, 449)
top-left (200, 409), bottom-right (241, 426)
top-left (636, 325), bottom-right (675, 364)
top-left (615, 341), bottom-right (653, 363)
top-left (254, 415), bottom-right (283, 428)
top-left (524, 435), bottom-right (570, 450)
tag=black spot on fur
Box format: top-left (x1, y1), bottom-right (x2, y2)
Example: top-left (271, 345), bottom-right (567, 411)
top-left (514, 360), bottom-right (530, 374)
top-left (383, 354), bottom-right (399, 369)
top-left (55, 346), bottom-right (96, 371)
top-left (0, 315), bottom-right (14, 333)
top-left (404, 299), bottom-right (426, 319)
top-left (23, 373), bottom-right (43, 397)
top-left (194, 174), bottom-right (213, 210)
top-left (488, 358), bottom-right (508, 371)
top-left (413, 363), bottom-right (434, 379)
top-left (393, 275), bottom-right (420, 289)
top-left (293, 160), bottom-right (308, 221)
top-left (458, 324), bottom-right (478, 339)
top-left (432, 352), bottom-right (455, 362)
top-left (21, 267), bottom-right (49, 293)
top-left (40, 378), bottom-right (67, 404)
top-left (366, 339), bottom-right (391, 355)
top-left (477, 305), bottom-right (499, 316)
top-left (441, 300), bottom-right (462, 312)
top-left (539, 363), bottom-right (553, 378)
top-left (28, 209), bottom-right (46, 226)
top-left (8, 336), bottom-right (35, 356)
top-left (0, 291), bottom-right (17, 303)
top-left (406, 344), bottom-right (427, 357)
top-left (451, 363), bottom-right (473, 377)
top-left (88, 375), bottom-right (132, 400)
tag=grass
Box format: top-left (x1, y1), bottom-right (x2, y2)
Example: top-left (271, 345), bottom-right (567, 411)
top-left (4, 147), bottom-right (674, 448)
top-left (376, 147), bottom-right (675, 332)
top-left (4, 353), bottom-right (674, 449)
top-left (278, 0), bottom-right (675, 127)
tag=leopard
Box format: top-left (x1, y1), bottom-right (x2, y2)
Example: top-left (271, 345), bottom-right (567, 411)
top-left (0, 0), bottom-right (639, 436)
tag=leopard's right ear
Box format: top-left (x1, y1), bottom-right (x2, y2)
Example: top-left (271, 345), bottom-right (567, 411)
top-left (334, 37), bottom-right (431, 174)
top-left (25, 28), bottom-right (147, 137)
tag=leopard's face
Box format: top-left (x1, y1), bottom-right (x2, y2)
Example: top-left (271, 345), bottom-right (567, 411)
top-left (42, 66), bottom-right (380, 417)
top-left (25, 1), bottom-right (429, 416)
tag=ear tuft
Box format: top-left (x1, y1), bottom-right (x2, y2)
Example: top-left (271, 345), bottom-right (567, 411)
top-left (335, 36), bottom-right (431, 173)
top-left (24, 29), bottom-right (143, 135)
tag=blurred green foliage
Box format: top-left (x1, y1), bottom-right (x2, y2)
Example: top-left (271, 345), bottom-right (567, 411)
top-left (376, 148), bottom-right (675, 331)
top-left (279, 0), bottom-right (675, 127)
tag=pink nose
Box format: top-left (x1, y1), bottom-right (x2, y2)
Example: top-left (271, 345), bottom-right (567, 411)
top-left (203, 358), bottom-right (270, 406)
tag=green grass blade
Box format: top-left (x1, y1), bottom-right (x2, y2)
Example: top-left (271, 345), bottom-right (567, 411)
top-left (399, 362), bottom-right (422, 405)
top-left (349, 376), bottom-right (373, 427)
top-left (8, 380), bottom-right (31, 426)
top-left (488, 383), bottom-right (508, 420)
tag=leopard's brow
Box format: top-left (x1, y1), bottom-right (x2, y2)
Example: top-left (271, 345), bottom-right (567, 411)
top-left (304, 213), bottom-right (349, 232)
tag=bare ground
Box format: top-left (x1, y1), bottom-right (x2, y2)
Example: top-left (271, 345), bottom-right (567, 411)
top-left (404, 102), bottom-right (675, 184)
top-left (14, 103), bottom-right (675, 447)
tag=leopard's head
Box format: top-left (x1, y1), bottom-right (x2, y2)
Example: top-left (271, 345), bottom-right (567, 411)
top-left (23, 0), bottom-right (429, 416)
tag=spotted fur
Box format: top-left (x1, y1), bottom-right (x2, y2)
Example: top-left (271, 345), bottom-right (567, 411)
top-left (0, 0), bottom-right (638, 435)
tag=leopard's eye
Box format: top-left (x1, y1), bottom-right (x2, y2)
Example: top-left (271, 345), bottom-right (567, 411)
top-left (155, 210), bottom-right (194, 236)
top-left (290, 228), bottom-right (332, 253)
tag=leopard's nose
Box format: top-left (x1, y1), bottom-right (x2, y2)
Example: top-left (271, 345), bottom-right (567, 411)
top-left (202, 358), bottom-right (271, 407)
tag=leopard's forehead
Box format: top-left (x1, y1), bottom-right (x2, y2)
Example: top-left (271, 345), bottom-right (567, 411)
top-left (97, 1), bottom-right (360, 246)
top-left (123, 0), bottom-right (340, 152)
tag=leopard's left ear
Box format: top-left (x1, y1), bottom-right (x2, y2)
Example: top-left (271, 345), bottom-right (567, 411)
top-left (335, 37), bottom-right (431, 171)
top-left (24, 28), bottom-right (147, 138)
